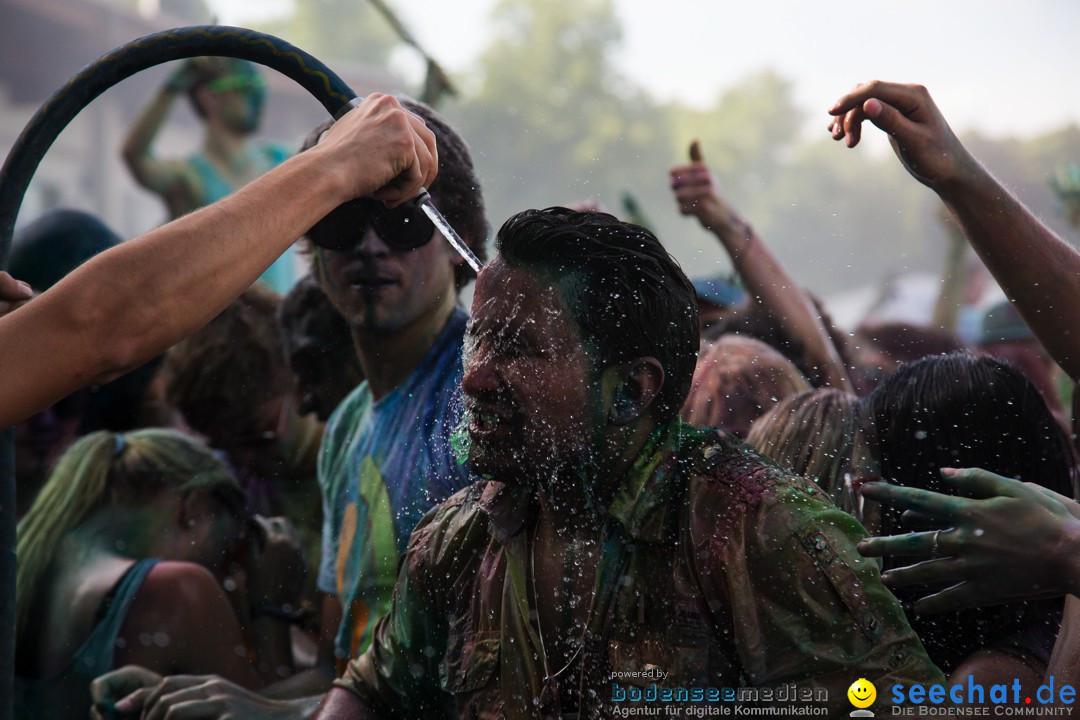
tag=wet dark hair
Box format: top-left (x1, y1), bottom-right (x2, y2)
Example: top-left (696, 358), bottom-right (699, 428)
top-left (864, 352), bottom-right (1074, 498)
top-left (299, 97), bottom-right (488, 291)
top-left (495, 207), bottom-right (699, 423)
top-left (863, 352), bottom-right (1075, 672)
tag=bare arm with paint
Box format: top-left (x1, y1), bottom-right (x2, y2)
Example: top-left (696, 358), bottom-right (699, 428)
top-left (0, 93), bottom-right (437, 428)
top-left (829, 81), bottom-right (1080, 383)
top-left (670, 141), bottom-right (852, 391)
top-left (120, 65), bottom-right (202, 217)
top-left (857, 468), bottom-right (1080, 611)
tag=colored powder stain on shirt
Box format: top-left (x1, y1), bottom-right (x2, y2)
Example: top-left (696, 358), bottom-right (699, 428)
top-left (337, 424), bottom-right (945, 718)
top-left (317, 309), bottom-right (473, 661)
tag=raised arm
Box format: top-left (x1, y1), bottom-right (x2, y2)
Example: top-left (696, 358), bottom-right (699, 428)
top-left (0, 93), bottom-right (437, 428)
top-left (670, 141), bottom-right (852, 391)
top-left (829, 81), bottom-right (1080, 382)
top-left (120, 62), bottom-right (203, 215)
top-left (930, 207), bottom-right (969, 335)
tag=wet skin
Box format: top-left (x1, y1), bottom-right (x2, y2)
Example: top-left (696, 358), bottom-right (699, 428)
top-left (461, 259), bottom-right (600, 484)
top-left (314, 225), bottom-right (456, 338)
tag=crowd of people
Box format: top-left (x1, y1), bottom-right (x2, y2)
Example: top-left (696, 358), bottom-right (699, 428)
top-left (2, 61), bottom-right (1080, 720)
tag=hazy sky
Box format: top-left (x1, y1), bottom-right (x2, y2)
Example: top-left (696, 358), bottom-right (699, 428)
top-left (207, 0), bottom-right (1080, 140)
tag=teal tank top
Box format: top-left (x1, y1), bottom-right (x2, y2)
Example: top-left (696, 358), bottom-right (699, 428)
top-left (187, 143), bottom-right (298, 294)
top-left (15, 558), bottom-right (160, 720)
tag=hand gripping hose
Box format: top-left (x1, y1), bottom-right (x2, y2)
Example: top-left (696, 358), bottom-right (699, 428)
top-left (0, 27), bottom-right (358, 720)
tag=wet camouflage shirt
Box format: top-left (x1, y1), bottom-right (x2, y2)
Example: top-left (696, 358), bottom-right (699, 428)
top-left (335, 423), bottom-right (944, 718)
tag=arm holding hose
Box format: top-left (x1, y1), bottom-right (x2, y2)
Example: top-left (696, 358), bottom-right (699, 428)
top-left (0, 94), bottom-right (436, 428)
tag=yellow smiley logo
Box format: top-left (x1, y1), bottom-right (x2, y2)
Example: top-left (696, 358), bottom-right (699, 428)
top-left (848, 678), bottom-right (876, 709)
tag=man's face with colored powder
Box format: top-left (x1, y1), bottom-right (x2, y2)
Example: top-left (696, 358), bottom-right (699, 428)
top-left (461, 259), bottom-right (600, 483)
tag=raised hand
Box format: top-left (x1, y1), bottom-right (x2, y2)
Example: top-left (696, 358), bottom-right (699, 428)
top-left (315, 93), bottom-right (438, 208)
top-left (827, 80), bottom-right (980, 190)
top-left (669, 140), bottom-right (738, 234)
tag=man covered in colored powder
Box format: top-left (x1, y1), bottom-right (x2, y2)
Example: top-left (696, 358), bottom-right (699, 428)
top-left (302, 99), bottom-right (488, 674)
top-left (122, 57), bottom-right (296, 291)
top-left (314, 208), bottom-right (944, 719)
top-left (93, 99), bottom-right (490, 720)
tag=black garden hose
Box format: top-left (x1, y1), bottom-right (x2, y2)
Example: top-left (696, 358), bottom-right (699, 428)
top-left (0, 27), bottom-right (359, 720)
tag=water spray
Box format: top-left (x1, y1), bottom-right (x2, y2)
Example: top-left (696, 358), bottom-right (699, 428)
top-left (413, 189), bottom-right (485, 273)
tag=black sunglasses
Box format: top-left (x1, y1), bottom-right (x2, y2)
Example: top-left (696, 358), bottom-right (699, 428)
top-left (308, 198), bottom-right (436, 252)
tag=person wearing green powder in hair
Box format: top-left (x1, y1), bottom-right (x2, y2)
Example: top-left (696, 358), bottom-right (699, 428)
top-left (311, 208), bottom-right (942, 719)
top-left (122, 57), bottom-right (296, 292)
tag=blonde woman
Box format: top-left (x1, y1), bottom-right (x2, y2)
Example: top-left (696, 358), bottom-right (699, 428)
top-left (15, 429), bottom-right (299, 719)
top-left (746, 388), bottom-right (860, 513)
top-left (681, 334), bottom-right (811, 438)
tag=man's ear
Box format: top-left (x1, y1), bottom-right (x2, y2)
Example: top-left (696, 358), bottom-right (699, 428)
top-left (602, 358), bottom-right (665, 426)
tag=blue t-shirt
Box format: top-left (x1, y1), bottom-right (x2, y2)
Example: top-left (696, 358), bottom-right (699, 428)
top-left (317, 308), bottom-right (472, 662)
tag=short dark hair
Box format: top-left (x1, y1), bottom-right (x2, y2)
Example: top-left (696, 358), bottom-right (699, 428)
top-left (299, 97), bottom-right (488, 291)
top-left (863, 352), bottom-right (1074, 498)
top-left (165, 285), bottom-right (287, 443)
top-left (494, 207), bottom-right (699, 422)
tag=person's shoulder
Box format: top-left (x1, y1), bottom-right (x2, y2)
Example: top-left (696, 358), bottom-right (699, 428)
top-left (404, 481), bottom-right (490, 574)
top-left (322, 383), bottom-right (372, 449)
top-left (683, 429), bottom-right (838, 544)
top-left (682, 428), bottom-right (790, 499)
top-left (327, 382), bottom-right (372, 428)
top-left (126, 561), bottom-right (232, 631)
top-left (317, 383), bottom-right (372, 493)
top-left (138, 561), bottom-right (223, 604)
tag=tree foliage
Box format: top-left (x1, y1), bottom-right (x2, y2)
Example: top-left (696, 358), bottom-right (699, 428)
top-left (258, 0), bottom-right (1080, 295)
top-left (254, 0), bottom-right (400, 67)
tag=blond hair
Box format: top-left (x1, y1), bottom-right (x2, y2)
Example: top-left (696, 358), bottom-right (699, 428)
top-left (16, 429), bottom-right (243, 644)
top-left (746, 388), bottom-right (859, 511)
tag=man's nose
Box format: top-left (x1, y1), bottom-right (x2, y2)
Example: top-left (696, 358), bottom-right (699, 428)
top-left (461, 347), bottom-right (500, 397)
top-left (350, 225), bottom-right (390, 256)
